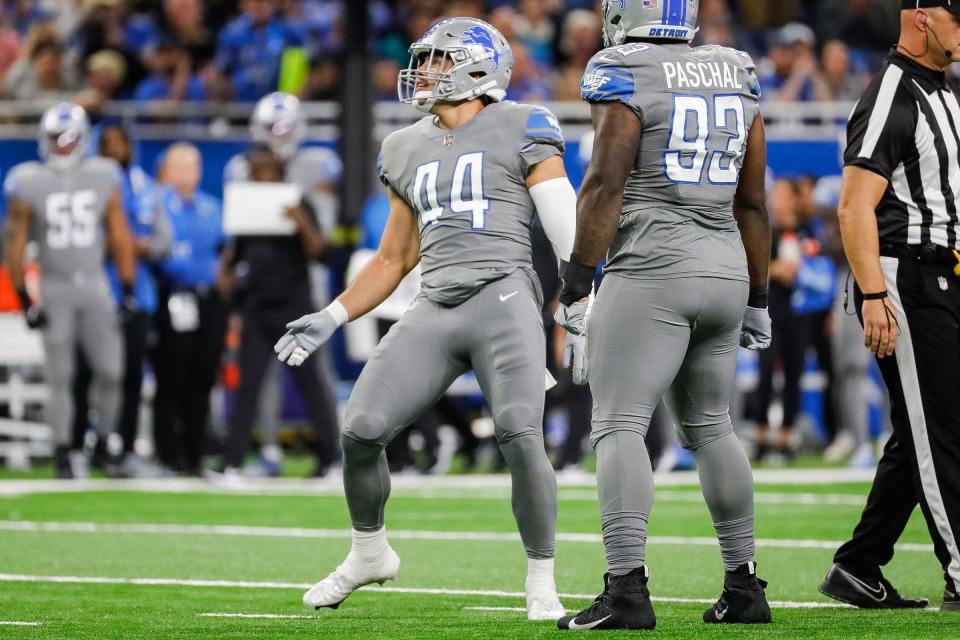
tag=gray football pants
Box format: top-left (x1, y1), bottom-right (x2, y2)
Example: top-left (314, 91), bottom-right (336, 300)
top-left (341, 270), bottom-right (558, 559)
top-left (589, 275), bottom-right (756, 573)
top-left (41, 275), bottom-right (123, 447)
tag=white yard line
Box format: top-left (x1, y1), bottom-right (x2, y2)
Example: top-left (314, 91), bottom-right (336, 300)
top-left (0, 469), bottom-right (877, 497)
top-left (0, 621), bottom-right (41, 626)
top-left (198, 613), bottom-right (314, 619)
top-left (0, 520), bottom-right (934, 552)
top-left (0, 573), bottom-right (850, 609)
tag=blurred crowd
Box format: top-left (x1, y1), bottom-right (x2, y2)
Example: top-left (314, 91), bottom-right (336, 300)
top-left (0, 0), bottom-right (906, 109)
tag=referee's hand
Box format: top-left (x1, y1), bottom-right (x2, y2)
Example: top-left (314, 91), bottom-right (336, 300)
top-left (863, 298), bottom-right (898, 358)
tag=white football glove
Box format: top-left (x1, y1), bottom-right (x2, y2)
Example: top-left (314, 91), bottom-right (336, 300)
top-left (740, 306), bottom-right (772, 351)
top-left (274, 309), bottom-right (339, 366)
top-left (554, 299), bottom-right (588, 385)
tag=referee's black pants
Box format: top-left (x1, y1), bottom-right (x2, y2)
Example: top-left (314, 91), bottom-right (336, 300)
top-left (152, 288), bottom-right (228, 474)
top-left (221, 300), bottom-right (340, 470)
top-left (834, 256), bottom-right (960, 593)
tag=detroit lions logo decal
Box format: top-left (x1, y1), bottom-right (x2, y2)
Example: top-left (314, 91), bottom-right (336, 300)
top-left (461, 26), bottom-right (501, 70)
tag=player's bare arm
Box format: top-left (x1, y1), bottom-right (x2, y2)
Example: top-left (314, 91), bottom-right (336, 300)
top-left (572, 102), bottom-right (642, 270)
top-left (734, 113), bottom-right (771, 291)
top-left (337, 187), bottom-right (421, 321)
top-left (733, 113), bottom-right (773, 351)
top-left (837, 165), bottom-right (896, 358)
top-left (104, 189), bottom-right (137, 286)
top-left (275, 187), bottom-right (420, 367)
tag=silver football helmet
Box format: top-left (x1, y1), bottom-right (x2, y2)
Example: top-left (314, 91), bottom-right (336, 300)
top-left (601, 0), bottom-right (699, 46)
top-left (38, 102), bottom-right (90, 172)
top-left (250, 91), bottom-right (306, 160)
top-left (398, 17), bottom-right (513, 113)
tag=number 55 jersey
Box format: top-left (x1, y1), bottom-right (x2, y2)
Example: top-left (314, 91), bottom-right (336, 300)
top-left (3, 157), bottom-right (121, 280)
top-left (580, 42), bottom-right (761, 282)
top-left (377, 100), bottom-right (565, 306)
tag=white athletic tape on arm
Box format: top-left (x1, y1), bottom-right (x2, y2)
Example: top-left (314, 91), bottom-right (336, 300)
top-left (326, 300), bottom-right (349, 327)
top-left (529, 177), bottom-right (577, 263)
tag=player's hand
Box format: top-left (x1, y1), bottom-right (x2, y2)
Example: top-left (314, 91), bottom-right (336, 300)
top-left (740, 306), bottom-right (772, 350)
top-left (24, 305), bottom-right (47, 330)
top-left (862, 298), bottom-right (897, 358)
top-left (274, 309), bottom-right (338, 367)
top-left (554, 299), bottom-right (588, 385)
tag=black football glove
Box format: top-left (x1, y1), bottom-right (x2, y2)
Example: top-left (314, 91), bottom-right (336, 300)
top-left (17, 288), bottom-right (46, 330)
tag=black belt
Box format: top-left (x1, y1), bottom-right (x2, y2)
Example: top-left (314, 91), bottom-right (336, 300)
top-left (880, 243), bottom-right (960, 270)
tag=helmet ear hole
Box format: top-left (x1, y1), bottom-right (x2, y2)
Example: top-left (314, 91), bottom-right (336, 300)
top-left (611, 15), bottom-right (621, 25)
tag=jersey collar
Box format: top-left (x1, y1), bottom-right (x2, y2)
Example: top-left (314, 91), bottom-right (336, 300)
top-left (889, 49), bottom-right (948, 91)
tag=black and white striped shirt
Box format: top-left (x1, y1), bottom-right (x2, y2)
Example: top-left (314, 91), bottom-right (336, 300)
top-left (845, 51), bottom-right (960, 249)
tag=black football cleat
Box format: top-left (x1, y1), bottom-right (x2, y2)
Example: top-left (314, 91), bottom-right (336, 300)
top-left (942, 584), bottom-right (960, 612)
top-left (819, 564), bottom-right (928, 609)
top-left (557, 566), bottom-right (656, 631)
top-left (703, 562), bottom-right (772, 624)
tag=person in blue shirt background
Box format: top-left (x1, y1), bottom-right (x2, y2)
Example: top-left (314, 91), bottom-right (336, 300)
top-left (211, 0), bottom-right (305, 102)
top-left (152, 142), bottom-right (228, 475)
top-left (133, 39), bottom-right (207, 104)
top-left (72, 124), bottom-right (173, 477)
top-left (758, 23), bottom-right (827, 103)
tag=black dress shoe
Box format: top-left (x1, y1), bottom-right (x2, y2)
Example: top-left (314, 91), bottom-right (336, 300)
top-left (819, 564), bottom-right (928, 609)
top-left (942, 584), bottom-right (960, 612)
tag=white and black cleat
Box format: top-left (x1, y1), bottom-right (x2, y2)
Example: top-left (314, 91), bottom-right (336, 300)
top-left (557, 567), bottom-right (655, 631)
top-left (303, 546), bottom-right (401, 610)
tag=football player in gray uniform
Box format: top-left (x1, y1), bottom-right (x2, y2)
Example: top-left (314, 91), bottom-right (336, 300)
top-left (223, 91), bottom-right (341, 232)
top-left (273, 17), bottom-right (579, 620)
top-left (3, 103), bottom-right (137, 479)
top-left (555, 0), bottom-right (773, 630)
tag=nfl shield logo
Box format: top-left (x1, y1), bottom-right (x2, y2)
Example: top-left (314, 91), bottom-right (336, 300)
top-left (939, 276), bottom-right (949, 291)
top-left (442, 134), bottom-right (454, 147)
top-left (643, 0), bottom-right (658, 7)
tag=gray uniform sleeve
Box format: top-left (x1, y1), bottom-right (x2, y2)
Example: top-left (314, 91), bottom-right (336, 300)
top-left (518, 105), bottom-right (565, 176)
top-left (223, 154), bottom-right (250, 184)
top-left (3, 163), bottom-right (31, 203)
top-left (580, 45), bottom-right (663, 121)
top-left (376, 130), bottom-right (410, 205)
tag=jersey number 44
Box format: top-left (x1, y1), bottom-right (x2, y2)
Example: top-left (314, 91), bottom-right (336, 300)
top-left (413, 152), bottom-right (489, 229)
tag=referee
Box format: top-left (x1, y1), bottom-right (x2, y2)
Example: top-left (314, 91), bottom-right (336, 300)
top-left (819, 1), bottom-right (960, 612)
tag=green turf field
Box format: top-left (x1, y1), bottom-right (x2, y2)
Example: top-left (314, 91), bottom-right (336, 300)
top-left (0, 474), bottom-right (954, 639)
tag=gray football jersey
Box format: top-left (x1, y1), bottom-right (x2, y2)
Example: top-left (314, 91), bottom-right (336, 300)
top-left (3, 157), bottom-right (121, 280)
top-left (581, 42), bottom-right (762, 281)
top-left (378, 100), bottom-right (564, 306)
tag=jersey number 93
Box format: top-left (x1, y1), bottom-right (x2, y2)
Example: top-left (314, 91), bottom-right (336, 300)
top-left (665, 94), bottom-right (746, 185)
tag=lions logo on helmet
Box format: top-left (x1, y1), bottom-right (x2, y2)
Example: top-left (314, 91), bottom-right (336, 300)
top-left (602, 0), bottom-right (699, 47)
top-left (461, 25), bottom-right (501, 70)
top-left (398, 17), bottom-right (514, 114)
top-left (250, 92), bottom-right (306, 160)
top-left (38, 102), bottom-right (90, 172)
